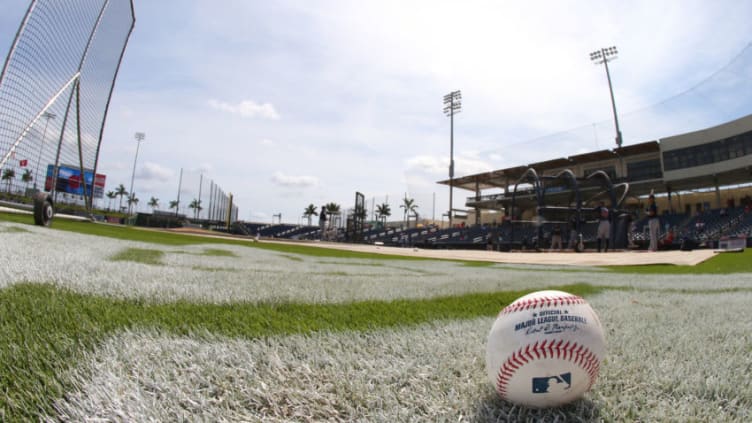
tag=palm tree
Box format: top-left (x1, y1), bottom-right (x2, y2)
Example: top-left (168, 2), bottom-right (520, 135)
top-left (106, 191), bottom-right (116, 211)
top-left (303, 203), bottom-right (318, 226)
top-left (105, 191), bottom-right (114, 210)
top-left (189, 198), bottom-right (202, 219)
top-left (376, 203), bottom-right (391, 227)
top-left (325, 202), bottom-right (340, 228)
top-left (115, 184), bottom-right (128, 212)
top-left (127, 193), bottom-right (139, 214)
top-left (21, 169), bottom-right (33, 192)
top-left (2, 168), bottom-right (15, 193)
top-left (400, 197), bottom-right (418, 228)
top-left (169, 200), bottom-right (179, 214)
top-left (148, 196), bottom-right (159, 212)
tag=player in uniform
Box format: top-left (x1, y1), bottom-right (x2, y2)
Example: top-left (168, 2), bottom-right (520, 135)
top-left (595, 201), bottom-right (610, 252)
top-left (647, 194), bottom-right (660, 252)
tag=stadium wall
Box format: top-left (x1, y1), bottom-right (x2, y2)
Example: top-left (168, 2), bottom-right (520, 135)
top-left (661, 114), bottom-right (752, 182)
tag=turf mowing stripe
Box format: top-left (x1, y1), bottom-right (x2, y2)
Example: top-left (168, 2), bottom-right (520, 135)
top-left (0, 282), bottom-right (598, 420)
top-left (0, 213), bottom-right (449, 262)
top-left (4, 279), bottom-right (752, 420)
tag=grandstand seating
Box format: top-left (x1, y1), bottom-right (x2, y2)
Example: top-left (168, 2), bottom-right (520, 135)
top-left (233, 222), bottom-right (265, 236)
top-left (732, 210), bottom-right (752, 237)
top-left (228, 206), bottom-right (750, 250)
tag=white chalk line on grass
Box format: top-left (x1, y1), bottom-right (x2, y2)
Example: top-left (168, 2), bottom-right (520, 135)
top-left (2, 221), bottom-right (752, 306)
top-left (50, 290), bottom-right (752, 422)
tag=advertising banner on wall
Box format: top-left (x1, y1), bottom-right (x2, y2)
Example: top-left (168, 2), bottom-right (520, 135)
top-left (44, 164), bottom-right (106, 198)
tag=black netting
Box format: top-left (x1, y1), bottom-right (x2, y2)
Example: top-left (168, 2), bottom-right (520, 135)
top-left (175, 169), bottom-right (239, 223)
top-left (0, 0), bottom-right (134, 207)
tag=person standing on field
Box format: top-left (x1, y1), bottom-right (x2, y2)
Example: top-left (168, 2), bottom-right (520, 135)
top-left (318, 205), bottom-right (327, 240)
top-left (647, 194), bottom-right (660, 252)
top-left (595, 201), bottom-right (611, 252)
top-left (567, 213), bottom-right (579, 251)
top-left (550, 224), bottom-right (563, 251)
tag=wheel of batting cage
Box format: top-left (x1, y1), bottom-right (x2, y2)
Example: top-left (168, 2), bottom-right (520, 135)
top-left (33, 192), bottom-right (54, 226)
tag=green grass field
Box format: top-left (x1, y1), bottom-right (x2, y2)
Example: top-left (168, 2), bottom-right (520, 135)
top-left (1, 212), bottom-right (751, 421)
top-left (3, 211), bottom-right (751, 272)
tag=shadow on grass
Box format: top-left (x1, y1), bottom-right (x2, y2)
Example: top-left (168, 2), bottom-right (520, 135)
top-left (470, 391), bottom-right (602, 422)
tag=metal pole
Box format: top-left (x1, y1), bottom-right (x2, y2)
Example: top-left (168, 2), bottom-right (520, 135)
top-left (449, 102), bottom-right (454, 228)
top-left (591, 47), bottom-right (622, 150)
top-left (129, 132), bottom-right (144, 214)
top-left (208, 180), bottom-right (214, 221)
top-left (197, 173), bottom-right (203, 220)
top-left (444, 90), bottom-right (461, 228)
top-left (33, 112), bottom-right (56, 191)
top-left (602, 54), bottom-right (623, 149)
top-left (176, 167), bottom-right (182, 217)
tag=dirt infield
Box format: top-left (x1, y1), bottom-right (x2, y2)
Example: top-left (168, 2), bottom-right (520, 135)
top-left (159, 228), bottom-right (719, 267)
top-left (274, 240), bottom-right (718, 266)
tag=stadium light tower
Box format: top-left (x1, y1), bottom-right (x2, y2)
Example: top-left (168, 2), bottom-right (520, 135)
top-left (590, 46), bottom-right (623, 149)
top-left (128, 132), bottom-right (145, 215)
top-left (443, 90), bottom-right (461, 228)
top-left (33, 111), bottom-right (56, 190)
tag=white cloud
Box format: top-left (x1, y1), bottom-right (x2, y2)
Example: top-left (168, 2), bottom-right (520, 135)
top-left (208, 99), bottom-right (280, 120)
top-left (405, 155), bottom-right (447, 175)
top-left (260, 139), bottom-right (275, 146)
top-left (271, 171), bottom-right (318, 188)
top-left (406, 155), bottom-right (493, 177)
top-left (184, 163), bottom-right (213, 175)
top-left (137, 162), bottom-right (174, 182)
top-left (250, 211), bottom-right (269, 221)
top-left (458, 157), bottom-right (495, 176)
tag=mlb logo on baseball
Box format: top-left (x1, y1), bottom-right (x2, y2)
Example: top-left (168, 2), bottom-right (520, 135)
top-left (486, 290), bottom-right (606, 408)
top-left (532, 373), bottom-right (571, 394)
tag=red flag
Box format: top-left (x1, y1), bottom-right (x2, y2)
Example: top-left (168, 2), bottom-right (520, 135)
top-left (19, 159), bottom-right (28, 167)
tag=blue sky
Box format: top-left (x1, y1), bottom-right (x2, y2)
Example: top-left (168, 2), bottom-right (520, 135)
top-left (2, 0), bottom-right (752, 223)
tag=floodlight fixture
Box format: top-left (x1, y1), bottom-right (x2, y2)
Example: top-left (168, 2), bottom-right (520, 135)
top-left (443, 90), bottom-right (462, 116)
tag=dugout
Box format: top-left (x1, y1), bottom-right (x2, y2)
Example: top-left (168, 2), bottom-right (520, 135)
top-left (135, 211), bottom-right (186, 228)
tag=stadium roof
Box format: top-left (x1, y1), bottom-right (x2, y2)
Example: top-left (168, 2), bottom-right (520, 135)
top-left (438, 111), bottom-right (752, 213)
top-left (437, 141), bottom-right (661, 192)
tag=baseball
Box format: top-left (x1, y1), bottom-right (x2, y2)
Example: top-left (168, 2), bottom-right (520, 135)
top-left (486, 290), bottom-right (606, 408)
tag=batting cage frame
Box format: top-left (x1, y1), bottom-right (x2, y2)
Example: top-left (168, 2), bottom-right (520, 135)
top-left (346, 191), bottom-right (366, 242)
top-left (506, 167), bottom-right (630, 251)
top-left (0, 0), bottom-right (135, 225)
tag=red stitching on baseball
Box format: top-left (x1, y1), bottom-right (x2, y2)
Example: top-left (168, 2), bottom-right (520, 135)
top-left (499, 294), bottom-right (585, 315)
top-left (494, 341), bottom-right (601, 400)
